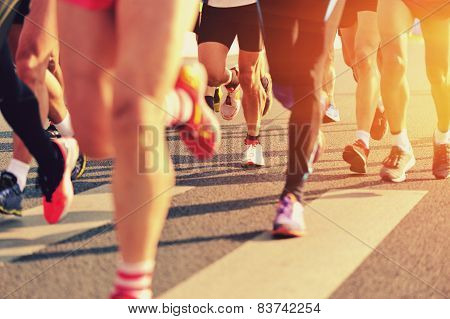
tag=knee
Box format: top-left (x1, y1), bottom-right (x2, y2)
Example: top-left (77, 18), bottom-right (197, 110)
top-left (207, 71), bottom-right (226, 87)
top-left (15, 55), bottom-right (46, 89)
top-left (239, 69), bottom-right (257, 92)
top-left (355, 49), bottom-right (379, 75)
top-left (382, 54), bottom-right (407, 80)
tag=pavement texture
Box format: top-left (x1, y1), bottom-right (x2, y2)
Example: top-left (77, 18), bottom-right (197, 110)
top-left (0, 40), bottom-right (448, 299)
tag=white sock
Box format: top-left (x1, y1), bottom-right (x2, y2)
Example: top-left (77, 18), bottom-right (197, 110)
top-left (434, 128), bottom-right (449, 145)
top-left (165, 89), bottom-right (193, 127)
top-left (6, 159), bottom-right (30, 191)
top-left (54, 113), bottom-right (74, 137)
top-left (224, 69), bottom-right (232, 86)
top-left (114, 260), bottom-right (155, 299)
top-left (392, 130), bottom-right (412, 152)
top-left (205, 86), bottom-right (216, 97)
top-left (356, 130), bottom-right (370, 149)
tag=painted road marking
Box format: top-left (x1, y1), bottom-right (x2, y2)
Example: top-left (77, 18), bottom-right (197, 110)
top-left (162, 189), bottom-right (427, 299)
top-left (0, 185), bottom-right (193, 262)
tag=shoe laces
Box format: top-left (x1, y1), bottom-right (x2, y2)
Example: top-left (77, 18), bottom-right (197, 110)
top-left (383, 147), bottom-right (405, 168)
top-left (277, 194), bottom-right (298, 218)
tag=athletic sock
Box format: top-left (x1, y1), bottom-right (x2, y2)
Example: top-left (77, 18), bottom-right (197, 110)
top-left (355, 130), bottom-right (370, 149)
top-left (245, 134), bottom-right (260, 145)
top-left (434, 128), bottom-right (449, 145)
top-left (391, 130), bottom-right (412, 152)
top-left (54, 113), bottom-right (74, 137)
top-left (164, 89), bottom-right (193, 127)
top-left (6, 158), bottom-right (30, 191)
top-left (113, 260), bottom-right (155, 299)
top-left (224, 69), bottom-right (239, 90)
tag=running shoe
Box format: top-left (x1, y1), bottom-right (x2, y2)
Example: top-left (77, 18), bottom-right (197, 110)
top-left (71, 153), bottom-right (87, 180)
top-left (370, 107), bottom-right (388, 141)
top-left (39, 137), bottom-right (79, 224)
top-left (176, 62), bottom-right (221, 160)
top-left (220, 67), bottom-right (241, 120)
top-left (242, 139), bottom-right (265, 168)
top-left (380, 146), bottom-right (415, 183)
top-left (342, 139), bottom-right (370, 174)
top-left (323, 103), bottom-right (341, 123)
top-left (0, 171), bottom-right (23, 216)
top-left (261, 74), bottom-right (273, 117)
top-left (273, 193), bottom-right (306, 238)
top-left (432, 142), bottom-right (449, 180)
top-left (214, 87), bottom-right (221, 113)
top-left (46, 123), bottom-right (61, 139)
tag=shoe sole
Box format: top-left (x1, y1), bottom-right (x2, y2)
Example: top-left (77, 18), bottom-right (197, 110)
top-left (381, 156), bottom-right (416, 183)
top-left (220, 86), bottom-right (241, 121)
top-left (272, 227), bottom-right (305, 239)
top-left (241, 161), bottom-right (265, 168)
top-left (342, 148), bottom-right (367, 174)
top-left (0, 205), bottom-right (22, 217)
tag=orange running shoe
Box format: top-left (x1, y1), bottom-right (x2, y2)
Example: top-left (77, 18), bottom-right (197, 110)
top-left (39, 138), bottom-right (79, 224)
top-left (175, 62), bottom-right (221, 160)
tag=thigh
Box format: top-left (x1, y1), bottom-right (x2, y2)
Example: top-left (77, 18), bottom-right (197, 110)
top-left (339, 23), bottom-right (358, 66)
top-left (16, 0), bottom-right (58, 63)
top-left (378, 0), bottom-right (413, 61)
top-left (198, 42), bottom-right (229, 78)
top-left (355, 11), bottom-right (380, 57)
top-left (421, 18), bottom-right (449, 75)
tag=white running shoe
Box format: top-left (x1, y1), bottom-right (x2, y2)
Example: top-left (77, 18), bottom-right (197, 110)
top-left (220, 67), bottom-right (241, 121)
top-left (242, 142), bottom-right (265, 167)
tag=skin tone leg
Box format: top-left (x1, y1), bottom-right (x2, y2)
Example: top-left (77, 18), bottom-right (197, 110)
top-left (323, 44), bottom-right (336, 106)
top-left (198, 42), bottom-right (230, 87)
top-left (58, 3), bottom-right (115, 158)
top-left (378, 0), bottom-right (414, 134)
top-left (111, 0), bottom-right (197, 263)
top-left (340, 23), bottom-right (358, 79)
top-left (239, 50), bottom-right (265, 136)
top-left (354, 11), bottom-right (381, 132)
top-left (421, 18), bottom-right (449, 134)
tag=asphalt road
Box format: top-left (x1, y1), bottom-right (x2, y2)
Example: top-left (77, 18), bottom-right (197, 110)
top-left (0, 40), bottom-right (448, 299)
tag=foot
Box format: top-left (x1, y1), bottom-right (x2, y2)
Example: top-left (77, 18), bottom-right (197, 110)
top-left (0, 171), bottom-right (23, 216)
top-left (220, 67), bottom-right (241, 120)
top-left (273, 193), bottom-right (306, 238)
top-left (323, 103), bottom-right (340, 123)
top-left (342, 139), bottom-right (369, 174)
top-left (432, 142), bottom-right (449, 179)
top-left (176, 62), bottom-right (221, 160)
top-left (39, 137), bottom-right (79, 224)
top-left (71, 153), bottom-right (88, 180)
top-left (261, 74), bottom-right (273, 117)
top-left (370, 107), bottom-right (388, 140)
top-left (380, 146), bottom-right (415, 183)
top-left (242, 139), bottom-right (265, 168)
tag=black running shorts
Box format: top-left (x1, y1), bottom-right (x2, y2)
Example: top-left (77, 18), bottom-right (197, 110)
top-left (12, 0), bottom-right (29, 24)
top-left (340, 0), bottom-right (378, 28)
top-left (198, 4), bottom-right (263, 52)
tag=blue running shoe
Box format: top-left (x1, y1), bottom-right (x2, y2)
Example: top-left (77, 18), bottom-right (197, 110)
top-left (0, 171), bottom-right (23, 216)
top-left (272, 193), bottom-right (306, 238)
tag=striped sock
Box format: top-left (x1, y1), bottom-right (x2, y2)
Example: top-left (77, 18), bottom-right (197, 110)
top-left (111, 260), bottom-right (155, 299)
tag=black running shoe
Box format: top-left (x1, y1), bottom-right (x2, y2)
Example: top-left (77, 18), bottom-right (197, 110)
top-left (432, 142), bottom-right (449, 180)
top-left (46, 123), bottom-right (61, 139)
top-left (0, 171), bottom-right (23, 216)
